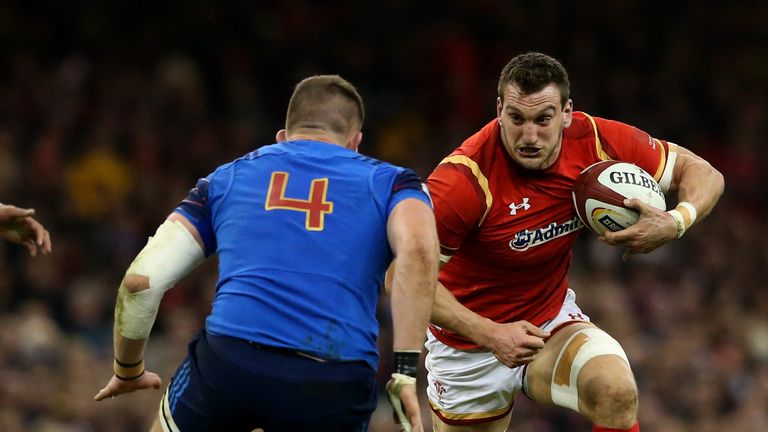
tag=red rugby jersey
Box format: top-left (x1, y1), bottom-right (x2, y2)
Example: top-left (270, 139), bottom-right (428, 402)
top-left (427, 112), bottom-right (673, 349)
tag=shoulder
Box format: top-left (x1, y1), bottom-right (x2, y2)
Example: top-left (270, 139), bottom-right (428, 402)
top-left (371, 160), bottom-right (422, 188)
top-left (234, 143), bottom-right (283, 162)
top-left (427, 119), bottom-right (502, 207)
top-left (431, 119), bottom-right (500, 179)
top-left (564, 111), bottom-right (600, 141)
top-left (573, 112), bottom-right (647, 141)
top-left (210, 146), bottom-right (274, 175)
top-left (349, 152), bottom-right (392, 169)
top-left (456, 119), bottom-right (500, 159)
top-left (564, 111), bottom-right (647, 160)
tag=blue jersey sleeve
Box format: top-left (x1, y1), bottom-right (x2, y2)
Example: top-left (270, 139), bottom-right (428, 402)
top-left (384, 167), bottom-right (433, 215)
top-left (174, 176), bottom-right (217, 256)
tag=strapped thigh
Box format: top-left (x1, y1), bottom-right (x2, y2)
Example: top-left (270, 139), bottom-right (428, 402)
top-left (550, 326), bottom-right (629, 412)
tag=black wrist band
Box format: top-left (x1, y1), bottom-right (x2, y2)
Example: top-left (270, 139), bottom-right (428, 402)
top-left (115, 370), bottom-right (145, 381)
top-left (115, 358), bottom-right (143, 368)
top-left (394, 351), bottom-right (420, 378)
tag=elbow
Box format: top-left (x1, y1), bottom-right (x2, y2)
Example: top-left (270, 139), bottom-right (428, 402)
top-left (705, 163), bottom-right (725, 203)
top-left (123, 274), bottom-right (150, 293)
top-left (406, 236), bottom-right (440, 270)
top-left (393, 236), bottom-right (440, 280)
top-left (715, 169), bottom-right (725, 198)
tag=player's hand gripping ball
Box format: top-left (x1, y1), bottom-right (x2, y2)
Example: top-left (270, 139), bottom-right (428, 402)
top-left (572, 161), bottom-right (666, 235)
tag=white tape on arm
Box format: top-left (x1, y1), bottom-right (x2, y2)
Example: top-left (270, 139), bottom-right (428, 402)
top-left (667, 201), bottom-right (698, 239)
top-left (657, 146), bottom-right (678, 193)
top-left (116, 220), bottom-right (205, 339)
top-left (386, 373), bottom-right (417, 432)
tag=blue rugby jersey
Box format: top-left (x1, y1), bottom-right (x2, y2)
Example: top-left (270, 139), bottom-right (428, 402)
top-left (174, 140), bottom-right (431, 371)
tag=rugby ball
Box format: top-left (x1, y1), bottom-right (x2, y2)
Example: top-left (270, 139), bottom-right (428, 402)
top-left (572, 161), bottom-right (666, 235)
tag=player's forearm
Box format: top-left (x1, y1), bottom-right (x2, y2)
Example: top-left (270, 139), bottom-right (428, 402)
top-left (430, 281), bottom-right (496, 348)
top-left (114, 328), bottom-right (148, 365)
top-left (673, 150), bottom-right (725, 223)
top-left (110, 324), bottom-right (149, 379)
top-left (109, 275), bottom-right (155, 379)
top-left (390, 248), bottom-right (437, 351)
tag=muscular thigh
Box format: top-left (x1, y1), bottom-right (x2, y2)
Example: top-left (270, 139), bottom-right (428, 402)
top-left (525, 321), bottom-right (595, 405)
top-left (525, 322), bottom-right (634, 412)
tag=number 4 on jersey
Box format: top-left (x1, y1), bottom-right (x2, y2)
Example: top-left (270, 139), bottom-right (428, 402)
top-left (265, 172), bottom-right (334, 231)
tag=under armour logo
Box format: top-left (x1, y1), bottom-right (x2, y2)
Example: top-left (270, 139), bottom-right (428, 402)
top-left (509, 198), bottom-right (531, 215)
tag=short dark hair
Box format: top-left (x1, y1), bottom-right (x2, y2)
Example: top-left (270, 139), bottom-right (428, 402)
top-left (497, 52), bottom-right (570, 106)
top-left (285, 75), bottom-right (365, 135)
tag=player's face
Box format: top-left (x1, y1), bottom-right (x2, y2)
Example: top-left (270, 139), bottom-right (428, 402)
top-left (496, 83), bottom-right (573, 170)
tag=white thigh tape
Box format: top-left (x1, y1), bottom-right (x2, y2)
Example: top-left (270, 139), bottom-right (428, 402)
top-left (550, 327), bottom-right (629, 412)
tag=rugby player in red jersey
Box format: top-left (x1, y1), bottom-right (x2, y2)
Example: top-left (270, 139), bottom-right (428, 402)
top-left (423, 52), bottom-right (724, 432)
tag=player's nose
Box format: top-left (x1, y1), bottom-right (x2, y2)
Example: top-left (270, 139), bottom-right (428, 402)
top-left (521, 123), bottom-right (538, 144)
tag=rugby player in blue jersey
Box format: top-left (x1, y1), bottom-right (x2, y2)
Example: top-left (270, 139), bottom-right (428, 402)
top-left (95, 75), bottom-right (438, 432)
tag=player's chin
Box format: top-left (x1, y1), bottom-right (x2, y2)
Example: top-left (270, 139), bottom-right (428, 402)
top-left (513, 155), bottom-right (548, 171)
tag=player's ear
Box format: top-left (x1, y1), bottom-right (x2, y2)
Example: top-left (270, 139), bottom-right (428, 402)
top-left (562, 99), bottom-right (574, 128)
top-left (347, 131), bottom-right (362, 152)
top-left (496, 97), bottom-right (503, 120)
top-left (276, 129), bottom-right (288, 142)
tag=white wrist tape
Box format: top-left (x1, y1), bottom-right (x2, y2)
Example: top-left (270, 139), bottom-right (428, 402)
top-left (386, 373), bottom-right (417, 432)
top-left (116, 220), bottom-right (205, 339)
top-left (667, 201), bottom-right (698, 239)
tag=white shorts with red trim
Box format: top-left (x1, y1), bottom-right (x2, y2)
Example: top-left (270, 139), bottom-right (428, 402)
top-left (425, 289), bottom-right (590, 425)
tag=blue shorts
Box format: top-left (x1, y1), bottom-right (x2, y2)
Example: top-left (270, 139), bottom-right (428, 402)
top-left (158, 331), bottom-right (378, 432)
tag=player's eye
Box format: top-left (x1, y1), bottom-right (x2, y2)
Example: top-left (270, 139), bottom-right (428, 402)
top-left (537, 116), bottom-right (552, 125)
top-left (509, 114), bottom-right (524, 125)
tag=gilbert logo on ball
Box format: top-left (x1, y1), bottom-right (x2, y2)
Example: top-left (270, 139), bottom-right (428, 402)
top-left (572, 161), bottom-right (666, 235)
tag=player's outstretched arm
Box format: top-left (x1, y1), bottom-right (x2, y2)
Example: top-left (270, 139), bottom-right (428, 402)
top-left (95, 213), bottom-right (205, 401)
top-left (387, 198), bottom-right (438, 351)
top-left (603, 146), bottom-right (724, 259)
top-left (385, 198), bottom-right (439, 432)
top-left (0, 204), bottom-right (52, 257)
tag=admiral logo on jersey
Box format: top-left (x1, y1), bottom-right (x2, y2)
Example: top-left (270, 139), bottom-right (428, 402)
top-left (508, 217), bottom-right (583, 251)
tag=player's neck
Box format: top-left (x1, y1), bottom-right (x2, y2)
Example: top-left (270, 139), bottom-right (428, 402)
top-left (285, 132), bottom-right (343, 147)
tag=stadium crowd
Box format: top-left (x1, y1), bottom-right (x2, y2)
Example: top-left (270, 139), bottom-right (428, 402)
top-left (1, 1), bottom-right (767, 431)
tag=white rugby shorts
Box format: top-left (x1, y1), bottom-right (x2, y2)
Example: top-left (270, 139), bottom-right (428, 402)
top-left (425, 289), bottom-right (590, 425)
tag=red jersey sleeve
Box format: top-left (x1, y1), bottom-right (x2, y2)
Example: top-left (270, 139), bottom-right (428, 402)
top-left (427, 161), bottom-right (487, 256)
top-left (592, 116), bottom-right (671, 183)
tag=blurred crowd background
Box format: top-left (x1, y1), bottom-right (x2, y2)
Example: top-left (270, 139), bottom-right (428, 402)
top-left (0, 1), bottom-right (766, 431)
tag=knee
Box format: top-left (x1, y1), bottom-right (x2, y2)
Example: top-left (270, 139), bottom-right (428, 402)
top-left (579, 361), bottom-right (638, 426)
